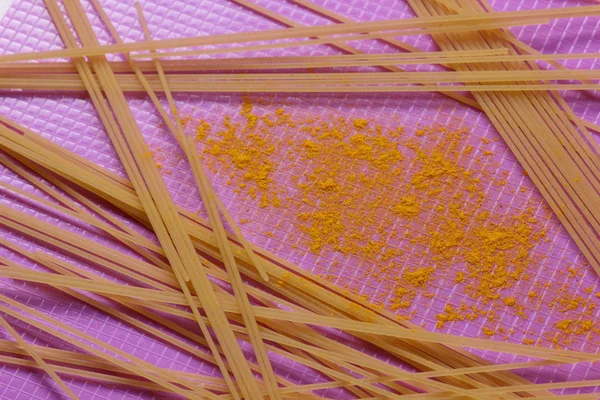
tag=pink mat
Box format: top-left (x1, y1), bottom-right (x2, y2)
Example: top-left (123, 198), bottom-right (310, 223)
top-left (0, 0), bottom-right (599, 399)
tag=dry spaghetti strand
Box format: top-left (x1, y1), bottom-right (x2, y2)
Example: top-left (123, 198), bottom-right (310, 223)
top-left (0, 314), bottom-right (80, 400)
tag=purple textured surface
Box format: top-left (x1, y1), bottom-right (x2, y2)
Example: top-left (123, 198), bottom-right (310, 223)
top-left (0, 0), bottom-right (599, 399)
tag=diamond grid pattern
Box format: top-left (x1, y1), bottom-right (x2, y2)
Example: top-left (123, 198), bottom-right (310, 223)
top-left (0, 0), bottom-right (598, 398)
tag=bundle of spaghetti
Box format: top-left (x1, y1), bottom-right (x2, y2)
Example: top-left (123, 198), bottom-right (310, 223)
top-left (0, 157), bottom-right (164, 258)
top-left (0, 229), bottom-right (336, 397)
top-left (1, 121), bottom-right (580, 397)
top-left (1, 154), bottom-right (176, 273)
top-left (91, 2), bottom-right (280, 398)
top-left (468, 4), bottom-right (600, 166)
top-left (0, 294), bottom-right (216, 399)
top-left (0, 124), bottom-right (144, 219)
top-left (0, 313), bottom-right (79, 400)
top-left (0, 5), bottom-right (597, 64)
top-left (205, 0), bottom-right (600, 136)
top-left (0, 195), bottom-right (512, 397)
top-left (261, 0), bottom-right (600, 137)
top-left (0, 346), bottom-right (227, 395)
top-left (400, 0), bottom-right (600, 281)
top-left (3, 233), bottom-right (592, 364)
top-left (3, 198), bottom-right (597, 399)
top-left (0, 47), bottom-right (597, 75)
top-left (0, 206), bottom-right (460, 398)
top-left (0, 160), bottom-right (470, 398)
top-left (2, 187), bottom-right (594, 398)
top-left (42, 1), bottom-right (262, 398)
top-left (41, 260), bottom-right (415, 398)
top-left (2, 0), bottom-right (597, 135)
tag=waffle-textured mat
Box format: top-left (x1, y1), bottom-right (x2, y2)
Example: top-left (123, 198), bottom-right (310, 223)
top-left (0, 0), bottom-right (599, 399)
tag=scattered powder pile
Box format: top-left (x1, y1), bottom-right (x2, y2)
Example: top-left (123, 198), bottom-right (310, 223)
top-left (202, 101), bottom-right (280, 207)
top-left (185, 98), bottom-right (599, 348)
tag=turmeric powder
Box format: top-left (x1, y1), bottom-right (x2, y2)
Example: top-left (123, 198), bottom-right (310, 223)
top-left (189, 97), bottom-right (598, 345)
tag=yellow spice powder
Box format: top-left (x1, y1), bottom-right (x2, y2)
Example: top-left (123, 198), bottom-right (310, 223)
top-left (191, 98), bottom-right (597, 344)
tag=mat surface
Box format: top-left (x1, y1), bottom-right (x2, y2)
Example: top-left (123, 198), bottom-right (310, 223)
top-left (0, 0), bottom-right (599, 399)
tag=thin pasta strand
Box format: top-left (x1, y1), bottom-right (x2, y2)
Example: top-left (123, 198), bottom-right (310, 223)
top-left (0, 314), bottom-right (80, 400)
top-left (1, 48), bottom-right (598, 73)
top-left (5, 67), bottom-right (600, 82)
top-left (3, 74), bottom-right (600, 92)
top-left (183, 133), bottom-right (283, 397)
top-left (126, 19), bottom-right (547, 60)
